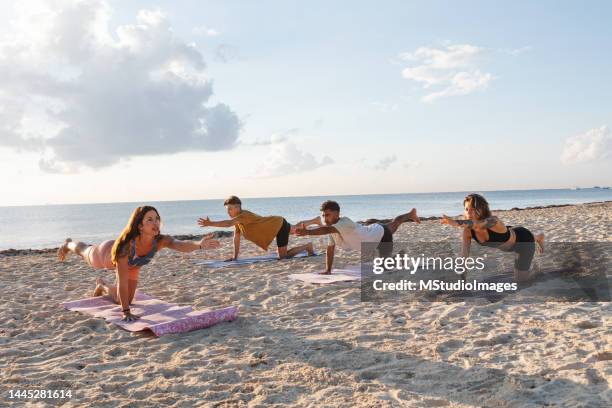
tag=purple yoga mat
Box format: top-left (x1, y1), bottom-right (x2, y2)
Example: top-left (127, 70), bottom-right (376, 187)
top-left (62, 292), bottom-right (238, 337)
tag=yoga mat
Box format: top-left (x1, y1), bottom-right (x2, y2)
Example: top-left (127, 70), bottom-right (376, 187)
top-left (62, 292), bottom-right (238, 337)
top-left (195, 250), bottom-right (318, 268)
top-left (289, 265), bottom-right (362, 284)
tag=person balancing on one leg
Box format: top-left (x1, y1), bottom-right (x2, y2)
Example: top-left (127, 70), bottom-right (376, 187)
top-left (294, 200), bottom-right (420, 274)
top-left (198, 196), bottom-right (314, 261)
top-left (57, 206), bottom-right (220, 322)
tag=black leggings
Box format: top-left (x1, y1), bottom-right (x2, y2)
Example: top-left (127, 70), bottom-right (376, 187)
top-left (275, 218), bottom-right (291, 248)
top-left (511, 227), bottom-right (535, 271)
top-left (376, 223), bottom-right (393, 257)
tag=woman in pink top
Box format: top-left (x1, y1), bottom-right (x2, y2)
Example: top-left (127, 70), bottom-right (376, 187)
top-left (58, 206), bottom-right (220, 322)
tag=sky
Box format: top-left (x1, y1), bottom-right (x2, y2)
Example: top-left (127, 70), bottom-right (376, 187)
top-left (0, 0), bottom-right (611, 206)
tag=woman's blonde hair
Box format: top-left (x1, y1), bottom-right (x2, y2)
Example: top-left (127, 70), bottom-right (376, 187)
top-left (463, 194), bottom-right (492, 220)
top-left (111, 206), bottom-right (161, 265)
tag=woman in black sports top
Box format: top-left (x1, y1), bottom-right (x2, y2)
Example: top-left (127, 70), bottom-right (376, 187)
top-left (441, 193), bottom-right (545, 282)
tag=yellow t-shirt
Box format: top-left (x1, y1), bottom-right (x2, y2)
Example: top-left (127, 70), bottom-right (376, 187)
top-left (233, 210), bottom-right (284, 250)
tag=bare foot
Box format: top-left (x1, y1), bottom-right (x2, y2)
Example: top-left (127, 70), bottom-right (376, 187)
top-left (515, 266), bottom-right (541, 282)
top-left (306, 242), bottom-right (315, 256)
top-left (514, 269), bottom-right (530, 283)
top-left (57, 238), bottom-right (72, 261)
top-left (409, 208), bottom-right (420, 224)
top-left (93, 278), bottom-right (106, 297)
top-left (318, 270), bottom-right (332, 275)
top-left (535, 233), bottom-right (545, 255)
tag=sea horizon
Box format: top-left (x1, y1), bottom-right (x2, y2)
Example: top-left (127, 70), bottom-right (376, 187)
top-left (2, 186), bottom-right (611, 209)
top-left (1, 187), bottom-right (611, 251)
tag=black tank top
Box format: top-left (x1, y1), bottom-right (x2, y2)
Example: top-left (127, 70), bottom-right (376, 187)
top-left (471, 226), bottom-right (512, 248)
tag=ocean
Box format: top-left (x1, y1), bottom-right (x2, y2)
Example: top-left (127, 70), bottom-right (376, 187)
top-left (1, 188), bottom-right (611, 250)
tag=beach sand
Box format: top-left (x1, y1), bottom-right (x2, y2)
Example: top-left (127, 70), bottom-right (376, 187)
top-left (1, 202), bottom-right (610, 407)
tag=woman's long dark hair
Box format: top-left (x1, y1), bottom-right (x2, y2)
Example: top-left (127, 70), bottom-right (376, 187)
top-left (463, 194), bottom-right (492, 220)
top-left (111, 206), bottom-right (161, 265)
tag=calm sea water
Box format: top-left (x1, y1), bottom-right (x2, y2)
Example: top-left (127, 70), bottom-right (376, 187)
top-left (1, 188), bottom-right (611, 250)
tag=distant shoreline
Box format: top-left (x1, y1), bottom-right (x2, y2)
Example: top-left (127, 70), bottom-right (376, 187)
top-left (1, 187), bottom-right (610, 209)
top-left (1, 200), bottom-right (610, 256)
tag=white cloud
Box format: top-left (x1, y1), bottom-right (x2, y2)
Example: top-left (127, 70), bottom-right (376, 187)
top-left (0, 0), bottom-right (240, 172)
top-left (400, 44), bottom-right (494, 103)
top-left (374, 155), bottom-right (397, 171)
top-left (192, 25), bottom-right (219, 37)
top-left (256, 141), bottom-right (333, 177)
top-left (561, 126), bottom-right (612, 165)
top-left (246, 128), bottom-right (298, 146)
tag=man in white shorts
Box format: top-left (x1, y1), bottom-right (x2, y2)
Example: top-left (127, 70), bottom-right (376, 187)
top-left (295, 200), bottom-right (419, 274)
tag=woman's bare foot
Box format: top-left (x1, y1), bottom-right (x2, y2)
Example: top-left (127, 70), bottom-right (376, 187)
top-left (93, 278), bottom-right (107, 297)
top-left (57, 238), bottom-right (72, 261)
top-left (535, 233), bottom-right (545, 255)
top-left (514, 269), bottom-right (530, 282)
top-left (306, 242), bottom-right (315, 256)
top-left (318, 270), bottom-right (332, 275)
top-left (409, 208), bottom-right (420, 224)
top-left (515, 265), bottom-right (541, 282)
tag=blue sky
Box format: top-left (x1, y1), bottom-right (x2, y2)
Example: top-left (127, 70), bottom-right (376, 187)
top-left (0, 0), bottom-right (610, 206)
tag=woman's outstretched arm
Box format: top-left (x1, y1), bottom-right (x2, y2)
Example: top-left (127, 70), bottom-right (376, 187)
top-left (161, 234), bottom-right (220, 253)
top-left (441, 215), bottom-right (499, 230)
top-left (456, 217), bottom-right (499, 229)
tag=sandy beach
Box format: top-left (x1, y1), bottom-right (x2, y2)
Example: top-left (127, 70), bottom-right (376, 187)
top-left (1, 202), bottom-right (610, 407)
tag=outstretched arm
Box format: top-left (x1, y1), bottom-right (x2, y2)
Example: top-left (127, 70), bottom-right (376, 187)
top-left (457, 216), bottom-right (498, 229)
top-left (161, 234), bottom-right (220, 253)
top-left (291, 216), bottom-right (322, 234)
top-left (295, 216), bottom-right (322, 227)
top-left (198, 217), bottom-right (237, 228)
top-left (441, 215), bottom-right (499, 230)
top-left (295, 225), bottom-right (338, 236)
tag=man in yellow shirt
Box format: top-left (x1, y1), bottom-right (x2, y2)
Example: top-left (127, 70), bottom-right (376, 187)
top-left (198, 196), bottom-right (314, 260)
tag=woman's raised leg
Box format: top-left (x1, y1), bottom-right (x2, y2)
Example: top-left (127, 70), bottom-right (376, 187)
top-left (57, 238), bottom-right (91, 262)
